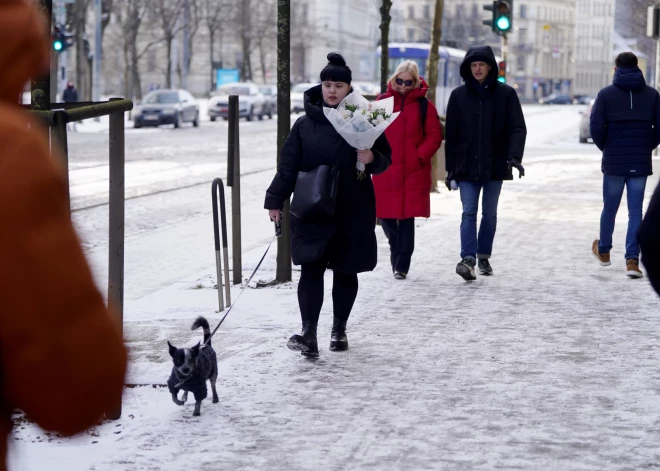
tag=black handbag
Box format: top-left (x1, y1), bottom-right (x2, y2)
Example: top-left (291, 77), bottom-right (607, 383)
top-left (290, 164), bottom-right (340, 221)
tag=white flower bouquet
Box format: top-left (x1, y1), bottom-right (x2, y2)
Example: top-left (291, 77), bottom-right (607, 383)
top-left (323, 91), bottom-right (400, 179)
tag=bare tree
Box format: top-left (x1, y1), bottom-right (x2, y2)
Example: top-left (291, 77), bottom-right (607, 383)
top-left (290, 0), bottom-right (317, 83)
top-left (112, 0), bottom-right (162, 100)
top-left (201, 0), bottom-right (233, 92)
top-left (154, 0), bottom-right (185, 88)
top-left (426, 0), bottom-right (444, 193)
top-left (379, 0), bottom-right (393, 94)
top-left (253, 0), bottom-right (277, 83)
top-left (239, 0), bottom-right (253, 81)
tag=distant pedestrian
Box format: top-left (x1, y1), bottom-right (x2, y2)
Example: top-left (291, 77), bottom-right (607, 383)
top-left (264, 53), bottom-right (391, 357)
top-left (373, 60), bottom-right (443, 280)
top-left (0, 1), bottom-right (127, 469)
top-left (62, 80), bottom-right (78, 103)
top-left (589, 52), bottom-right (660, 278)
top-left (639, 181), bottom-right (660, 295)
top-left (444, 45), bottom-right (527, 281)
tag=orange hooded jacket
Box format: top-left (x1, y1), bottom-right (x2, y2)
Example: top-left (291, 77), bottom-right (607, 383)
top-left (0, 1), bottom-right (127, 468)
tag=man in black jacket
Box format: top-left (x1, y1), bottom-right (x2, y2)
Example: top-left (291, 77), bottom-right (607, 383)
top-left (590, 52), bottom-right (660, 278)
top-left (445, 45), bottom-right (527, 281)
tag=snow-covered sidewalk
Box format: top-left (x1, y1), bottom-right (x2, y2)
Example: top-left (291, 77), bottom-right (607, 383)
top-left (9, 151), bottom-right (660, 470)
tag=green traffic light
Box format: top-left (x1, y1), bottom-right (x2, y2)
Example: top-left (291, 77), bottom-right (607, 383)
top-left (53, 40), bottom-right (63, 51)
top-left (497, 77), bottom-right (506, 83)
top-left (496, 16), bottom-right (511, 31)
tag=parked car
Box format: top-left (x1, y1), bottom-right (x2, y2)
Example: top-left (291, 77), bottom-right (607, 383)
top-left (258, 85), bottom-right (276, 119)
top-left (351, 81), bottom-right (380, 97)
top-left (573, 95), bottom-right (593, 105)
top-left (539, 93), bottom-right (572, 105)
top-left (133, 89), bottom-right (199, 128)
top-left (208, 83), bottom-right (267, 121)
top-left (579, 99), bottom-right (596, 143)
top-left (291, 82), bottom-right (318, 113)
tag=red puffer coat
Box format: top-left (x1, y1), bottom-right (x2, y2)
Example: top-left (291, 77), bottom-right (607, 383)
top-left (373, 78), bottom-right (443, 219)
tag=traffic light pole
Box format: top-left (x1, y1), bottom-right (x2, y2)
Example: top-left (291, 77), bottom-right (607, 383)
top-left (32, 0), bottom-right (53, 110)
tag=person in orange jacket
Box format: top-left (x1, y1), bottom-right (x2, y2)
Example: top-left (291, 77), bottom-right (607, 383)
top-left (0, 1), bottom-right (127, 469)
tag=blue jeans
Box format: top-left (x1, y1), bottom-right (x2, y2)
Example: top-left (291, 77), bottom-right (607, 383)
top-left (459, 181), bottom-right (503, 260)
top-left (599, 174), bottom-right (647, 260)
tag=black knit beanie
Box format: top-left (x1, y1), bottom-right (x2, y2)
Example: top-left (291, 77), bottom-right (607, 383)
top-left (320, 52), bottom-right (352, 84)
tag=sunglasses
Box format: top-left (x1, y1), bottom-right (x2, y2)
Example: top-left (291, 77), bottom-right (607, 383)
top-left (395, 78), bottom-right (414, 86)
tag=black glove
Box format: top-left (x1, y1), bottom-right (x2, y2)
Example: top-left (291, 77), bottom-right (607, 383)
top-left (508, 159), bottom-right (525, 178)
top-left (445, 171), bottom-right (454, 191)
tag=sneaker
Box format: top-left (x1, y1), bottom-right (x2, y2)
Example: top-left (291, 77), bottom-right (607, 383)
top-left (456, 258), bottom-right (476, 281)
top-left (626, 259), bottom-right (643, 279)
top-left (592, 240), bottom-right (611, 266)
top-left (394, 271), bottom-right (407, 280)
top-left (477, 258), bottom-right (493, 276)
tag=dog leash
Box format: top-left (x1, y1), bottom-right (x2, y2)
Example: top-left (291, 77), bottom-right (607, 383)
top-left (203, 220), bottom-right (282, 347)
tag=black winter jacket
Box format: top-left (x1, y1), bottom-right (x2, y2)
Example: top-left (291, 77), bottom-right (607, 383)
top-left (445, 46), bottom-right (527, 181)
top-left (590, 67), bottom-right (659, 177)
top-left (639, 180), bottom-right (660, 296)
top-left (264, 85), bottom-right (392, 273)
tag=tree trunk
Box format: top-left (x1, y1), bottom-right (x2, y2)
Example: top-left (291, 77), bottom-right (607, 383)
top-left (379, 0), bottom-right (392, 95)
top-left (276, 0), bottom-right (292, 282)
top-left (241, 0), bottom-right (251, 81)
top-left (209, 28), bottom-right (215, 92)
top-left (165, 36), bottom-right (173, 88)
top-left (130, 41), bottom-right (143, 100)
top-left (426, 0), bottom-right (444, 192)
top-left (259, 40), bottom-right (267, 84)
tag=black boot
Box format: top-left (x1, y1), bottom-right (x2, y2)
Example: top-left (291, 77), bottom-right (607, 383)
top-left (287, 324), bottom-right (319, 358)
top-left (329, 317), bottom-right (348, 351)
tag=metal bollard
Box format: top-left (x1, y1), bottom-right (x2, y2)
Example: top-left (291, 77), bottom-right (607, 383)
top-left (107, 98), bottom-right (126, 421)
top-left (211, 178), bottom-right (231, 310)
top-left (227, 96), bottom-right (242, 284)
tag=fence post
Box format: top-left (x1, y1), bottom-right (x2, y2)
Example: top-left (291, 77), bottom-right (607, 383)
top-left (228, 96), bottom-right (242, 284)
top-left (107, 98), bottom-right (125, 421)
top-left (51, 110), bottom-right (70, 208)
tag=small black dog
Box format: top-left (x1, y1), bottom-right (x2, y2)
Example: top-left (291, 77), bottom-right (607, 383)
top-left (167, 316), bottom-right (219, 416)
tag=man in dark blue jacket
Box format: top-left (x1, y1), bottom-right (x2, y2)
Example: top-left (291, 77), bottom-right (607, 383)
top-left (590, 52), bottom-right (660, 278)
top-left (445, 45), bottom-right (526, 281)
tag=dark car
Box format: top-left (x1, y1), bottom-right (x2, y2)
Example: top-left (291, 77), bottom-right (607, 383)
top-left (573, 95), bottom-right (593, 105)
top-left (258, 85), bottom-right (276, 119)
top-left (539, 94), bottom-right (572, 105)
top-left (133, 89), bottom-right (199, 128)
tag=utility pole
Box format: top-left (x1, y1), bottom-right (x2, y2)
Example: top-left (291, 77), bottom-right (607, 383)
top-left (32, 0), bottom-right (53, 110)
top-left (276, 0), bottom-right (292, 283)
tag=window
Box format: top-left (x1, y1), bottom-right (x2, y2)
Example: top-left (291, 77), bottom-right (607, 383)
top-left (517, 55), bottom-right (526, 71)
top-left (407, 27), bottom-right (415, 42)
top-left (408, 5), bottom-right (414, 19)
top-left (424, 5), bottom-right (430, 18)
top-left (520, 4), bottom-right (527, 19)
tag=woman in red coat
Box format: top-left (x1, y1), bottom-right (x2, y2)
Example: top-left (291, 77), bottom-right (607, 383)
top-left (373, 61), bottom-right (443, 279)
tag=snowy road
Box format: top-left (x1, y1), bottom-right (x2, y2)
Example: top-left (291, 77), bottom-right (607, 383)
top-left (9, 104), bottom-right (660, 471)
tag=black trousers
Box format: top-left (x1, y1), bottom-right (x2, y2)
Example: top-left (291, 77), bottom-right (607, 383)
top-left (297, 258), bottom-right (358, 329)
top-left (381, 218), bottom-right (415, 274)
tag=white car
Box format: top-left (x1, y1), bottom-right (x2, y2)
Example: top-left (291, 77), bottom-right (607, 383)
top-left (208, 83), bottom-right (267, 121)
top-left (290, 83), bottom-right (318, 113)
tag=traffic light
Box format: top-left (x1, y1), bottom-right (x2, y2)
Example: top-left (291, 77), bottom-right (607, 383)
top-left (51, 24), bottom-right (73, 53)
top-left (483, 0), bottom-right (513, 36)
top-left (498, 61), bottom-right (506, 83)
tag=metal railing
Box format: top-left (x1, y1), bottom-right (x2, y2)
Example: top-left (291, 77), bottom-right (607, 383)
top-left (30, 98), bottom-right (133, 420)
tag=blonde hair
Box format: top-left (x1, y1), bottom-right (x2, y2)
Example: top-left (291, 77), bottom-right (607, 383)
top-left (388, 60), bottom-right (421, 88)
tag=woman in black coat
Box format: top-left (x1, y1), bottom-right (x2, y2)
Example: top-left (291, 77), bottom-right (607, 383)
top-left (264, 53), bottom-right (391, 357)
